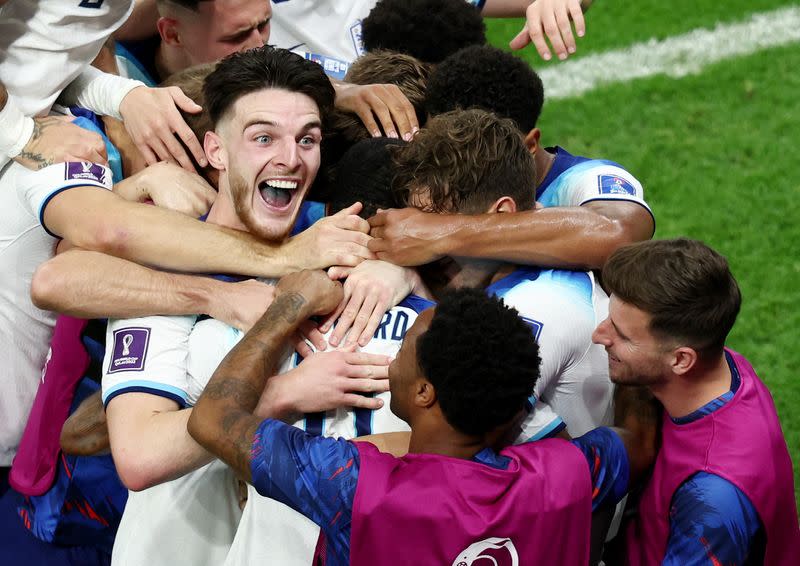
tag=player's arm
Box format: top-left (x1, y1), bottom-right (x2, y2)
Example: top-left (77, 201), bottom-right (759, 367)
top-left (31, 250), bottom-right (275, 332)
top-left (369, 201), bottom-right (654, 271)
top-left (61, 390), bottom-right (110, 456)
top-left (27, 163), bottom-right (371, 277)
top-left (663, 473), bottom-right (761, 566)
top-left (188, 270), bottom-right (344, 482)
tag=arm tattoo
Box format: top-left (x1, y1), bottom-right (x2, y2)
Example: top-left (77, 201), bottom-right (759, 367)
top-left (16, 118), bottom-right (61, 169)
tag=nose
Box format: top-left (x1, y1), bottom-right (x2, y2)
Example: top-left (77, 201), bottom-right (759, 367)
top-left (274, 138), bottom-right (300, 171)
top-left (592, 318), bottom-right (611, 346)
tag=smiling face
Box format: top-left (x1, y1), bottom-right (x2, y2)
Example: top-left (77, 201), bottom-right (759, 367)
top-left (209, 87), bottom-right (322, 241)
top-left (592, 295), bottom-right (671, 386)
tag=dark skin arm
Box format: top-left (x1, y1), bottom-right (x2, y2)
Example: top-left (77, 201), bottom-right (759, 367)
top-left (368, 200), bottom-right (654, 271)
top-left (60, 390), bottom-right (110, 456)
top-left (187, 270), bottom-right (343, 483)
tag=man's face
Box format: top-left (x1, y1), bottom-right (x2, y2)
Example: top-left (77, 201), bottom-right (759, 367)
top-left (388, 308), bottom-right (434, 422)
top-left (218, 88), bottom-right (322, 242)
top-left (180, 0), bottom-right (271, 65)
top-left (592, 296), bottom-right (670, 386)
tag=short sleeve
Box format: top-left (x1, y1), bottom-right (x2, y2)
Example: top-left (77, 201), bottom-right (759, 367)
top-left (570, 427), bottom-right (630, 511)
top-left (516, 399), bottom-right (566, 442)
top-left (16, 161), bottom-right (113, 237)
top-left (250, 419), bottom-right (360, 531)
top-left (102, 315), bottom-right (196, 408)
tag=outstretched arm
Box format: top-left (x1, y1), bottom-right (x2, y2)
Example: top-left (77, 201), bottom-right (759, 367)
top-left (188, 270), bottom-right (343, 482)
top-left (369, 200), bottom-right (654, 271)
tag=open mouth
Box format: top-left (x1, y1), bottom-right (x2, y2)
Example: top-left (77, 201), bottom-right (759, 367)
top-left (258, 179), bottom-right (299, 210)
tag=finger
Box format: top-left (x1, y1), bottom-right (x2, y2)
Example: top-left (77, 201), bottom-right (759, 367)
top-left (81, 148), bottom-right (109, 166)
top-left (358, 299), bottom-right (388, 347)
top-left (301, 321), bottom-right (328, 351)
top-left (334, 214), bottom-right (371, 235)
top-left (158, 118), bottom-right (196, 172)
top-left (367, 210), bottom-right (387, 228)
top-left (343, 352), bottom-right (392, 366)
top-left (569, 0), bottom-right (586, 37)
top-left (509, 23), bottom-right (533, 51)
top-left (333, 254), bottom-right (368, 268)
top-left (169, 86), bottom-right (203, 113)
top-left (332, 202), bottom-right (363, 218)
top-left (327, 265), bottom-right (353, 280)
top-left (367, 238), bottom-right (389, 255)
top-left (320, 292), bottom-right (348, 333)
top-left (382, 85), bottom-right (416, 141)
top-left (293, 334), bottom-right (314, 358)
top-left (353, 102), bottom-right (382, 138)
top-left (136, 140), bottom-right (160, 167)
top-left (347, 291), bottom-right (380, 346)
top-left (555, 3), bottom-right (577, 55)
top-left (529, 20), bottom-right (553, 61)
top-left (340, 394), bottom-right (384, 410)
top-left (173, 119), bottom-right (208, 168)
top-left (365, 92), bottom-right (397, 138)
top-left (345, 376), bottom-right (391, 391)
top-left (330, 289), bottom-right (364, 347)
top-left (148, 137), bottom-right (176, 165)
top-left (542, 10), bottom-right (568, 60)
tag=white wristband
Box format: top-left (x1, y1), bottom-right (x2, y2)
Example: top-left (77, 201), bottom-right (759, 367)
top-left (0, 98), bottom-right (36, 159)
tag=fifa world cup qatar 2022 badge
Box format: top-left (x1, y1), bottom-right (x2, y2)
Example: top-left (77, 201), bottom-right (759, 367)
top-left (65, 161), bottom-right (111, 186)
top-left (108, 327), bottom-right (151, 373)
top-left (452, 537), bottom-right (519, 566)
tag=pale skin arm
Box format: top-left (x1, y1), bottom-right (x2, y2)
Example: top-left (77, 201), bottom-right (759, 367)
top-left (42, 187), bottom-right (372, 277)
top-left (30, 250), bottom-right (275, 331)
top-left (369, 200), bottom-right (654, 271)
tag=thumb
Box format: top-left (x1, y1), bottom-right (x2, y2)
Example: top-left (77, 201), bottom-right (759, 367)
top-left (169, 87), bottom-right (203, 113)
top-left (509, 24), bottom-right (532, 50)
top-left (332, 201), bottom-right (363, 217)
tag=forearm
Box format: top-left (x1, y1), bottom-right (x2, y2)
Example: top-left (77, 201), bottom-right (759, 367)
top-left (60, 391), bottom-right (110, 456)
top-left (58, 66), bottom-right (144, 121)
top-left (31, 249), bottom-right (221, 319)
top-left (48, 188), bottom-right (299, 277)
top-left (440, 207), bottom-right (639, 270)
top-left (189, 293), bottom-right (309, 480)
top-left (481, 0), bottom-right (533, 17)
top-left (109, 403), bottom-right (213, 491)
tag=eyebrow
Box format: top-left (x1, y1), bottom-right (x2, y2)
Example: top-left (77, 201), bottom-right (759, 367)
top-left (222, 16), bottom-right (271, 41)
top-left (242, 119), bottom-right (323, 133)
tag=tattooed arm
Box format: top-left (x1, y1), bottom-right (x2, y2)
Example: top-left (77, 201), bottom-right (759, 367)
top-left (188, 270), bottom-right (343, 482)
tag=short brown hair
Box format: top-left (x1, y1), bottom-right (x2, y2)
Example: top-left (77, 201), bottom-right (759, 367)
top-left (393, 109), bottom-right (536, 214)
top-left (602, 238), bottom-right (742, 359)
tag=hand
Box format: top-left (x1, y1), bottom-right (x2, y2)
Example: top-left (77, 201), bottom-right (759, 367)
top-left (257, 349), bottom-right (391, 418)
top-left (14, 116), bottom-right (107, 170)
top-left (287, 202), bottom-right (374, 269)
top-left (509, 0), bottom-right (587, 61)
top-left (207, 279), bottom-right (276, 332)
top-left (130, 161), bottom-right (216, 216)
top-left (320, 260), bottom-right (421, 348)
top-left (368, 208), bottom-right (447, 266)
top-left (276, 269), bottom-right (344, 317)
top-left (333, 82), bottom-right (418, 141)
top-left (119, 85), bottom-right (207, 172)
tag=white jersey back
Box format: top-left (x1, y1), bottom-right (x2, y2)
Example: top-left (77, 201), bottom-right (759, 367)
top-left (219, 295), bottom-right (433, 566)
top-left (487, 267), bottom-right (613, 440)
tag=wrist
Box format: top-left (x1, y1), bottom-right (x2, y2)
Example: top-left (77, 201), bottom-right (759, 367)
top-left (0, 97), bottom-right (35, 159)
top-left (255, 374), bottom-right (300, 422)
top-left (188, 276), bottom-right (221, 316)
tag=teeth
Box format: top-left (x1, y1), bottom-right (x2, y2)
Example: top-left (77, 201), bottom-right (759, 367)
top-left (264, 179), bottom-right (298, 190)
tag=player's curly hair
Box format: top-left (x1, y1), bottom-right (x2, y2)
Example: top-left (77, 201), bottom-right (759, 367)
top-left (426, 45), bottom-right (544, 134)
top-left (392, 109), bottom-right (536, 213)
top-left (361, 0), bottom-right (486, 64)
top-left (418, 288), bottom-right (541, 437)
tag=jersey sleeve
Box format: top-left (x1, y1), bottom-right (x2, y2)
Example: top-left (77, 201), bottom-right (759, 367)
top-left (102, 315), bottom-right (196, 408)
top-left (662, 472), bottom-right (762, 566)
top-left (516, 399), bottom-right (566, 442)
top-left (250, 419), bottom-right (360, 537)
top-left (15, 161), bottom-right (113, 237)
top-left (570, 427), bottom-right (630, 511)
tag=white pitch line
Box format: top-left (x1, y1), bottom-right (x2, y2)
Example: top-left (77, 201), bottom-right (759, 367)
top-left (540, 5), bottom-right (800, 99)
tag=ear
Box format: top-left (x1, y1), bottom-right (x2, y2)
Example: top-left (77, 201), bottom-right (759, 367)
top-left (157, 17), bottom-right (182, 47)
top-left (670, 346), bottom-right (698, 376)
top-left (414, 378), bottom-right (437, 409)
top-left (204, 131), bottom-right (227, 172)
top-left (523, 127), bottom-right (541, 154)
top-left (486, 196), bottom-right (518, 214)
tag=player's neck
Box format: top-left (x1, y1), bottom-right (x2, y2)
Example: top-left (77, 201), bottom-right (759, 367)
top-left (447, 258), bottom-right (513, 290)
top-left (155, 42), bottom-right (189, 82)
top-left (534, 147), bottom-right (556, 187)
top-left (652, 353), bottom-right (732, 419)
top-left (408, 418), bottom-right (486, 461)
top-left (205, 180), bottom-right (247, 231)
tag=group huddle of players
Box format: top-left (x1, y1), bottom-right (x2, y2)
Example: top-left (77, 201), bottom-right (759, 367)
top-left (0, 1), bottom-right (798, 565)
